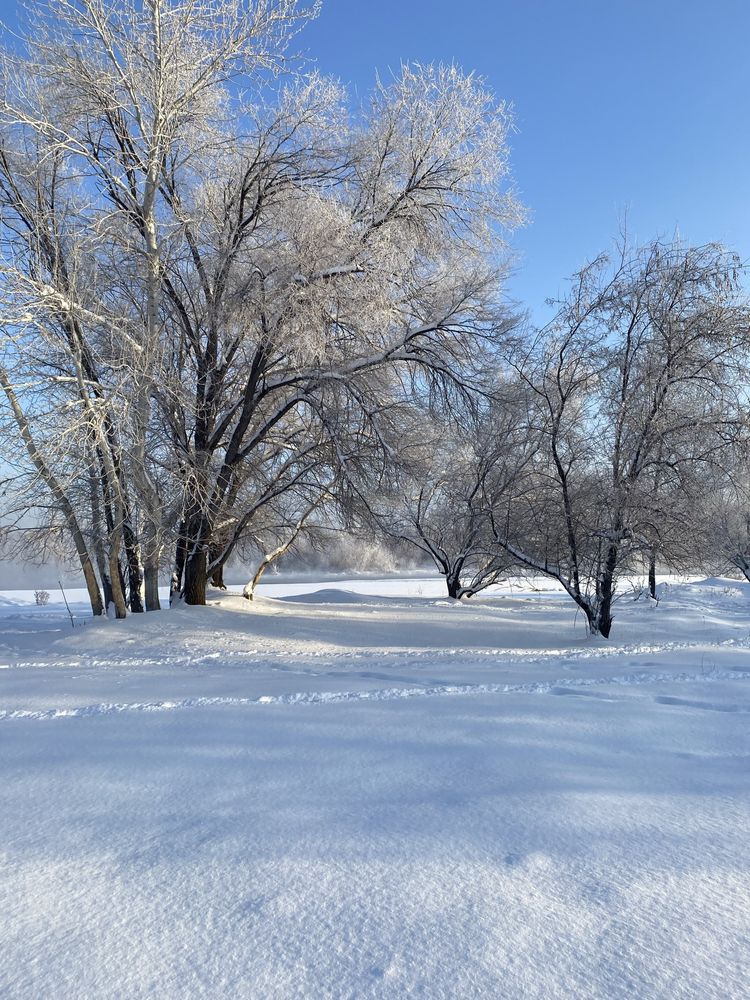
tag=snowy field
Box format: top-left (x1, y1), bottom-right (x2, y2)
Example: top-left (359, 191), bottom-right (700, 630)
top-left (1, 576), bottom-right (749, 999)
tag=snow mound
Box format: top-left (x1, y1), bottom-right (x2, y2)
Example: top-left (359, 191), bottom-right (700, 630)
top-left (278, 588), bottom-right (389, 605)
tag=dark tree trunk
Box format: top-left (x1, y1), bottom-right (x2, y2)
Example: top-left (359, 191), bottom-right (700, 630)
top-left (649, 552), bottom-right (657, 599)
top-left (94, 539), bottom-right (114, 610)
top-left (209, 550), bottom-right (226, 589)
top-left (123, 523), bottom-right (144, 612)
top-left (183, 548), bottom-right (207, 605)
top-left (573, 595), bottom-right (610, 637)
top-left (732, 552), bottom-right (750, 583)
top-left (170, 527), bottom-right (188, 602)
top-left (100, 569), bottom-right (115, 610)
top-left (144, 561), bottom-right (161, 611)
top-left (89, 477), bottom-right (112, 611)
top-left (591, 603), bottom-right (613, 639)
top-left (181, 510), bottom-right (210, 606)
top-left (446, 572), bottom-right (461, 599)
top-left (96, 454), bottom-right (127, 617)
top-left (592, 544), bottom-right (618, 638)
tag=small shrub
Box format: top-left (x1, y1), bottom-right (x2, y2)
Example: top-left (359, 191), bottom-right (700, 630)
top-left (34, 590), bottom-right (50, 606)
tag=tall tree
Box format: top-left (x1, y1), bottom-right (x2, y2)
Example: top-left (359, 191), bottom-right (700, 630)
top-left (0, 3), bottom-right (523, 610)
top-left (492, 240), bottom-right (747, 636)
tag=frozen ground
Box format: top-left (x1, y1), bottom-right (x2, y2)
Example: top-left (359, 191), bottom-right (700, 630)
top-left (1, 575), bottom-right (749, 999)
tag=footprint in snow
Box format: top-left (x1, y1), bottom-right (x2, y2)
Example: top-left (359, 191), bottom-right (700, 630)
top-left (550, 686), bottom-right (618, 701)
top-left (655, 695), bottom-right (747, 713)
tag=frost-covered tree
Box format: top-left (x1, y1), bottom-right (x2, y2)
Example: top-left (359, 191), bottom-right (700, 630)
top-left (377, 391), bottom-right (534, 599)
top-left (492, 240), bottom-right (747, 637)
top-left (156, 60), bottom-right (522, 604)
top-left (0, 1), bottom-right (523, 611)
top-left (0, 0), bottom-right (308, 613)
top-left (685, 441), bottom-right (750, 583)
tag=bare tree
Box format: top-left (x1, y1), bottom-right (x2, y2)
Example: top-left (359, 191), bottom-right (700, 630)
top-left (0, 363), bottom-right (105, 615)
top-left (492, 239), bottom-right (747, 636)
top-left (378, 393), bottom-right (533, 598)
top-left (686, 440), bottom-right (750, 583)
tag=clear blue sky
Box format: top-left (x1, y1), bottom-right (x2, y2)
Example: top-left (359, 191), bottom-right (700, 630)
top-left (1, 0), bottom-right (748, 320)
top-left (303, 0), bottom-right (750, 319)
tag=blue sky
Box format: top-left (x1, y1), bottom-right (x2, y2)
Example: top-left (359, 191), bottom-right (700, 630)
top-left (302, 0), bottom-right (750, 319)
top-left (1, 0), bottom-right (747, 320)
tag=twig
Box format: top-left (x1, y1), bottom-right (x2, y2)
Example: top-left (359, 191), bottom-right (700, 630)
top-left (58, 580), bottom-right (75, 629)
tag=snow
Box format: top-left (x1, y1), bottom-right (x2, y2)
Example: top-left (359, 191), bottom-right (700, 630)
top-left (1, 576), bottom-right (749, 999)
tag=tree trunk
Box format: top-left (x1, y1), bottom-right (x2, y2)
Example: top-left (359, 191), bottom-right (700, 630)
top-left (0, 366), bottom-right (106, 617)
top-left (444, 555), bottom-right (467, 599)
top-left (572, 595), bottom-right (599, 636)
top-left (591, 541), bottom-right (619, 638)
top-left (183, 547), bottom-right (208, 605)
top-left (243, 554), bottom-right (274, 599)
top-left (93, 531), bottom-right (115, 611)
top-left (243, 559), bottom-right (267, 600)
top-left (733, 553), bottom-right (750, 583)
top-left (590, 603), bottom-right (613, 638)
top-left (242, 508), bottom-right (321, 600)
top-left (575, 595), bottom-right (611, 638)
top-left (181, 509), bottom-right (209, 606)
top-left (170, 527), bottom-right (187, 602)
top-left (143, 561), bottom-right (161, 611)
top-left (123, 522), bottom-right (144, 612)
top-left (79, 552), bottom-right (105, 618)
top-left (648, 551), bottom-right (657, 599)
top-left (88, 464), bottom-right (112, 613)
top-left (98, 560), bottom-right (115, 611)
top-left (209, 554), bottom-right (226, 589)
top-left (108, 537), bottom-right (128, 619)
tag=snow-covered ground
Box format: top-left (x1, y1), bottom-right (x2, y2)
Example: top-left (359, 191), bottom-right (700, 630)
top-left (1, 576), bottom-right (749, 999)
